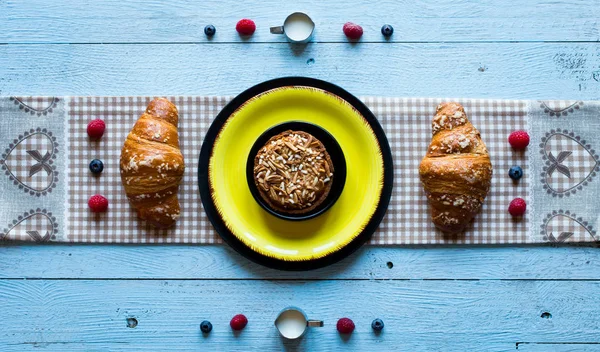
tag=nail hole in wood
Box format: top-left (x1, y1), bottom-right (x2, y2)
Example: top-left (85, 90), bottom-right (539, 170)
top-left (386, 261), bottom-right (393, 269)
top-left (126, 317), bottom-right (138, 328)
top-left (540, 312), bottom-right (552, 319)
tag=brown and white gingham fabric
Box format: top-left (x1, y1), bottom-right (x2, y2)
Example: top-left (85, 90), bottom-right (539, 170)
top-left (365, 98), bottom-right (528, 244)
top-left (66, 96), bottom-right (529, 244)
top-left (68, 97), bottom-right (230, 243)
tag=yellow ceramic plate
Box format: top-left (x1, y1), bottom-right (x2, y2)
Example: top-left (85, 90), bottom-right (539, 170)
top-left (199, 78), bottom-right (393, 269)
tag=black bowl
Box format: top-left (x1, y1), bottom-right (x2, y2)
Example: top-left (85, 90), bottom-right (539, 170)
top-left (246, 121), bottom-right (347, 221)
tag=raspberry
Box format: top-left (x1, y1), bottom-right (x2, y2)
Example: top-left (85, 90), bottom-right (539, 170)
top-left (88, 194), bottom-right (108, 213)
top-left (230, 314), bottom-right (248, 331)
top-left (87, 119), bottom-right (106, 139)
top-left (508, 130), bottom-right (530, 149)
top-left (336, 317), bottom-right (355, 334)
top-left (343, 22), bottom-right (363, 40)
top-left (508, 198), bottom-right (527, 217)
top-left (236, 19), bottom-right (256, 36)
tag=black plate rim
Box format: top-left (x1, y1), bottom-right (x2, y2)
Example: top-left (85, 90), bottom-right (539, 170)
top-left (245, 121), bottom-right (347, 221)
top-left (198, 77), bottom-right (394, 271)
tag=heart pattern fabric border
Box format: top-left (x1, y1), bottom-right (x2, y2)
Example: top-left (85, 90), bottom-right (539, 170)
top-left (0, 208), bottom-right (58, 242)
top-left (539, 101), bottom-right (584, 117)
top-left (9, 97), bottom-right (60, 116)
top-left (530, 100), bottom-right (600, 244)
top-left (0, 128), bottom-right (60, 196)
top-left (0, 97), bottom-right (66, 242)
top-left (540, 210), bottom-right (597, 243)
top-left (540, 130), bottom-right (600, 197)
top-left (0, 96), bottom-right (598, 245)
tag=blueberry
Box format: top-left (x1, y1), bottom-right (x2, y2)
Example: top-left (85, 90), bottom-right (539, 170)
top-left (508, 166), bottom-right (523, 180)
top-left (89, 159), bottom-right (104, 174)
top-left (204, 25), bottom-right (216, 36)
top-left (200, 320), bottom-right (213, 334)
top-left (381, 25), bottom-right (394, 37)
top-left (371, 318), bottom-right (384, 331)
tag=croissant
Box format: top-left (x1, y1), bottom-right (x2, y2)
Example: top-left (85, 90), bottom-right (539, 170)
top-left (419, 102), bottom-right (492, 234)
top-left (120, 98), bottom-right (185, 228)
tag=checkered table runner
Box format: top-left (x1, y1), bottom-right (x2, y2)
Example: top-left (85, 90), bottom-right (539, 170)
top-left (1, 96), bottom-right (599, 245)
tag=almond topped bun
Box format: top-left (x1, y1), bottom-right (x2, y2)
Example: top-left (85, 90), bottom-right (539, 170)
top-left (253, 130), bottom-right (334, 215)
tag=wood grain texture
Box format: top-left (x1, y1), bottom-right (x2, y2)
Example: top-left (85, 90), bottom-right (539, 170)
top-left (2, 0), bottom-right (600, 350)
top-left (0, 244), bottom-right (599, 280)
top-left (1, 0), bottom-right (599, 43)
top-left (0, 43), bottom-right (599, 98)
top-left (1, 280), bottom-right (599, 351)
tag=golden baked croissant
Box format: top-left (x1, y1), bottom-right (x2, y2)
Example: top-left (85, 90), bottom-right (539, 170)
top-left (120, 98), bottom-right (185, 228)
top-left (419, 102), bottom-right (492, 234)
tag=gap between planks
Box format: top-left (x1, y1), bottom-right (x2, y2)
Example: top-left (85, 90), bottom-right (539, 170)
top-left (2, 278), bottom-right (600, 281)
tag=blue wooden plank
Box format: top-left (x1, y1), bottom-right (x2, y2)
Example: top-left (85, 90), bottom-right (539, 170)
top-left (1, 0), bottom-right (598, 43)
top-left (0, 43), bottom-right (598, 98)
top-left (0, 244), bottom-right (598, 280)
top-left (1, 279), bottom-right (599, 350)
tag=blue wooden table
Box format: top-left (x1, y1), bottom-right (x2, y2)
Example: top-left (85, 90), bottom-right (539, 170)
top-left (1, 1), bottom-right (599, 351)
